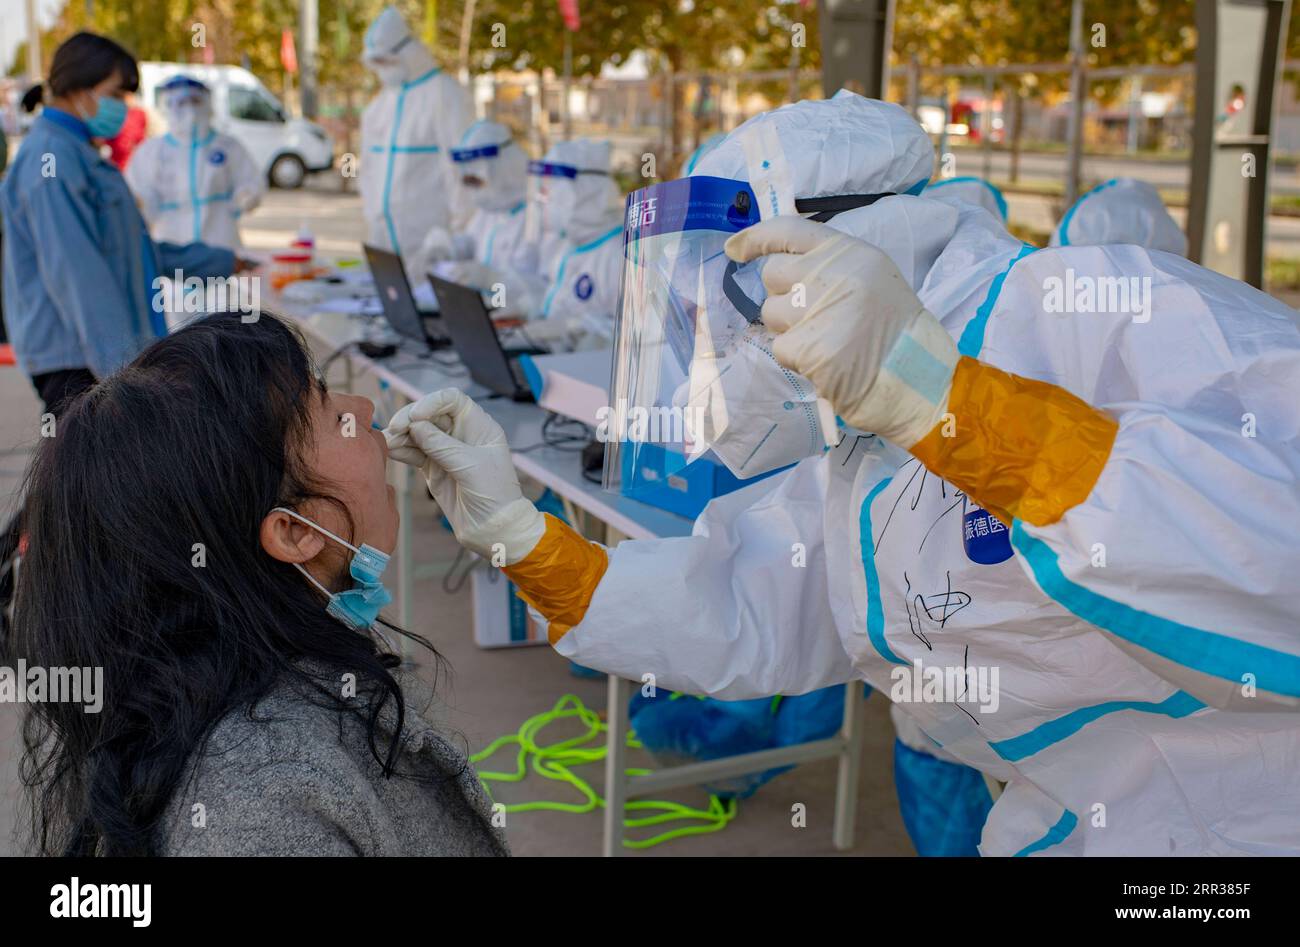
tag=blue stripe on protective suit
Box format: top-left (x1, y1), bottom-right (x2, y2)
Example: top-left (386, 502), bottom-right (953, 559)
top-left (924, 175), bottom-right (1009, 221)
top-left (859, 477), bottom-right (906, 665)
top-left (540, 225), bottom-right (621, 317)
top-left (956, 243), bottom-right (1036, 358)
top-left (378, 67), bottom-right (441, 254)
top-left (1056, 179), bottom-right (1118, 246)
top-left (1013, 808), bottom-right (1078, 856)
top-left (1011, 522), bottom-right (1300, 698)
top-left (988, 690), bottom-right (1205, 763)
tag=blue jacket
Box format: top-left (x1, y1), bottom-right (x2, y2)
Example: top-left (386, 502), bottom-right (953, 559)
top-left (0, 109), bottom-right (235, 378)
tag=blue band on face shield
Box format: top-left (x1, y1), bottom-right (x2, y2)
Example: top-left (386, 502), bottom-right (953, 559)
top-left (529, 160), bottom-right (578, 179)
top-left (624, 176), bottom-right (760, 242)
top-left (452, 143), bottom-right (503, 162)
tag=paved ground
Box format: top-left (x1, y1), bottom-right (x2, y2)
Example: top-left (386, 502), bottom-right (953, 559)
top-left (0, 176), bottom-right (915, 857)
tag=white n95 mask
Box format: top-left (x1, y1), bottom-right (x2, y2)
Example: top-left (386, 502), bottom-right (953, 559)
top-left (677, 324), bottom-right (836, 478)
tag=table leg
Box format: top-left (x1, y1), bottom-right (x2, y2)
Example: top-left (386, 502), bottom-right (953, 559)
top-left (602, 674), bottom-right (630, 857)
top-left (832, 679), bottom-right (867, 850)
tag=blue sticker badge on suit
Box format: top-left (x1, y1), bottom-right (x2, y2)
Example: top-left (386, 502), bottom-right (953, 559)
top-left (962, 502), bottom-right (1012, 565)
top-left (574, 274), bottom-right (593, 300)
top-left (209, 150), bottom-right (227, 165)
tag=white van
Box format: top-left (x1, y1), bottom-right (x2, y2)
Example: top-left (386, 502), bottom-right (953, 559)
top-left (138, 62), bottom-right (333, 188)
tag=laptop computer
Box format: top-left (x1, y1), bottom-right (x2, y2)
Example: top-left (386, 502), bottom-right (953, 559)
top-left (428, 274), bottom-right (543, 402)
top-left (363, 244), bottom-right (446, 349)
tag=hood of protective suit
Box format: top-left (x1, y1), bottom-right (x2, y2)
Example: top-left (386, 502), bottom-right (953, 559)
top-left (452, 119), bottom-right (527, 213)
top-left (532, 138), bottom-right (621, 241)
top-left (364, 6), bottom-right (437, 87)
top-left (691, 90), bottom-right (934, 208)
top-left (1050, 177), bottom-right (1187, 256)
top-left (691, 92), bottom-right (951, 292)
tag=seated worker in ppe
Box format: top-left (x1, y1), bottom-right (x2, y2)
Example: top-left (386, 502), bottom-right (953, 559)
top-left (387, 91), bottom-right (1300, 857)
top-left (11, 311), bottom-right (509, 857)
top-left (417, 120), bottom-right (531, 287)
top-left (923, 174), bottom-right (1008, 225)
top-left (125, 76), bottom-right (264, 250)
top-left (360, 5), bottom-right (473, 279)
top-left (1051, 177), bottom-right (1187, 256)
top-left (478, 138), bottom-right (624, 349)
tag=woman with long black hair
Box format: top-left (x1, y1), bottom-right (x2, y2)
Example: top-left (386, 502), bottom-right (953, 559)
top-left (12, 312), bottom-right (508, 856)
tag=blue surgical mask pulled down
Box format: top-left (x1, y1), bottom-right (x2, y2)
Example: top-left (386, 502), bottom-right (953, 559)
top-left (272, 507), bottom-right (393, 633)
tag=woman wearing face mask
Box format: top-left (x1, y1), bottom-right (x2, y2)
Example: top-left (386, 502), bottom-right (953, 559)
top-left (1, 33), bottom-right (239, 411)
top-left (12, 312), bottom-right (509, 856)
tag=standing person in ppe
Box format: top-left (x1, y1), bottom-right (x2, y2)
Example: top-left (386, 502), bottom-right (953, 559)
top-left (360, 5), bottom-right (473, 278)
top-left (386, 92), bottom-right (1300, 856)
top-left (493, 138), bottom-right (624, 347)
top-left (126, 76), bottom-right (264, 250)
top-left (1051, 177), bottom-right (1186, 256)
top-left (421, 120), bottom-right (531, 287)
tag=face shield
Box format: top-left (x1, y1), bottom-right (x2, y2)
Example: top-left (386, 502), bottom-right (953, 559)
top-left (525, 160), bottom-right (580, 240)
top-left (452, 141), bottom-right (500, 191)
top-left (602, 175), bottom-right (842, 496)
top-left (163, 85), bottom-right (211, 137)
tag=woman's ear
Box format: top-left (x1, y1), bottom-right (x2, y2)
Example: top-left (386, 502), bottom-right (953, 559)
top-left (260, 509), bottom-right (326, 564)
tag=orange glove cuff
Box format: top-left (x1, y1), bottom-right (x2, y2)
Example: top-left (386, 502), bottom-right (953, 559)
top-left (501, 514), bottom-right (609, 644)
top-left (909, 356), bottom-right (1118, 526)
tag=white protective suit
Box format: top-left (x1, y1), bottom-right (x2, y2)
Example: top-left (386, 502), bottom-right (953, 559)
top-left (427, 120), bottom-right (531, 285)
top-left (544, 94), bottom-right (1300, 856)
top-left (359, 6), bottom-right (473, 278)
top-left (924, 175), bottom-right (1008, 224)
top-left (1051, 177), bottom-right (1187, 256)
top-left (500, 139), bottom-right (624, 345)
top-left (125, 78), bottom-right (263, 250)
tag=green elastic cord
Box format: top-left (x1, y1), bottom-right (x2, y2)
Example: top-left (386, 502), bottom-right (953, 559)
top-left (469, 694), bottom-right (738, 848)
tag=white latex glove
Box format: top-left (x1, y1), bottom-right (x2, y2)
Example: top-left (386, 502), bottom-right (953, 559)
top-left (435, 259), bottom-right (505, 292)
top-left (410, 227), bottom-right (462, 278)
top-left (724, 216), bottom-right (959, 448)
top-left (383, 389), bottom-right (545, 565)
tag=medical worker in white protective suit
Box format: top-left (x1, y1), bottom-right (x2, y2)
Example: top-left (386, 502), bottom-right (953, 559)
top-left (385, 92), bottom-right (1300, 856)
top-left (359, 6), bottom-right (473, 277)
top-left (1051, 177), bottom-right (1187, 256)
top-left (484, 138), bottom-right (623, 346)
top-left (125, 76), bottom-right (263, 249)
top-left (425, 120), bottom-right (531, 287)
top-left (923, 175), bottom-right (1008, 225)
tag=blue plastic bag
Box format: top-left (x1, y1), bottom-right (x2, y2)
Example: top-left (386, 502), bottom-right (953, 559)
top-left (893, 738), bottom-right (994, 856)
top-left (628, 686), bottom-right (851, 798)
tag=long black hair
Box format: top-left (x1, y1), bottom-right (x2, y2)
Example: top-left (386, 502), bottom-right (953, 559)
top-left (22, 31), bottom-right (139, 113)
top-left (12, 312), bottom-right (439, 856)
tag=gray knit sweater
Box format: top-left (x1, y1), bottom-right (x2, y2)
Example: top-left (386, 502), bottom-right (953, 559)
top-left (158, 666), bottom-right (509, 856)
